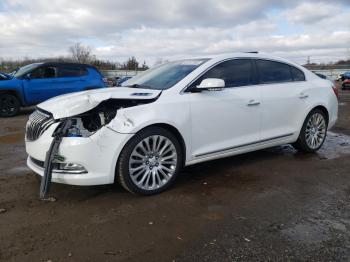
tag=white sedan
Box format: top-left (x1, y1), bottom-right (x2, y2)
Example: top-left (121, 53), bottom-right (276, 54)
top-left (25, 53), bottom-right (338, 195)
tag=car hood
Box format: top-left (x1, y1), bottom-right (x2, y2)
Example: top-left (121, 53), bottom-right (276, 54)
top-left (0, 74), bottom-right (10, 80)
top-left (38, 87), bottom-right (162, 119)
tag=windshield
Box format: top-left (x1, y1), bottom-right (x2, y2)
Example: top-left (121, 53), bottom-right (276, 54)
top-left (13, 63), bottom-right (42, 78)
top-left (122, 59), bottom-right (209, 90)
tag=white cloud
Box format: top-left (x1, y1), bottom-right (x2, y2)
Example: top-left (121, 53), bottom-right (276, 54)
top-left (284, 2), bottom-right (341, 24)
top-left (0, 0), bottom-right (349, 64)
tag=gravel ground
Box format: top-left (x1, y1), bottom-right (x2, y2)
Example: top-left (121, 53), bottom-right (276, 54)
top-left (0, 88), bottom-right (349, 262)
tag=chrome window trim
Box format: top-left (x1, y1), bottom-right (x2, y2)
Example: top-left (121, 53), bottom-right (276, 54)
top-left (181, 57), bottom-right (307, 94)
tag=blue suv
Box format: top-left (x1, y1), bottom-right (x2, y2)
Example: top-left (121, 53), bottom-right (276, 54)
top-left (0, 62), bottom-right (108, 117)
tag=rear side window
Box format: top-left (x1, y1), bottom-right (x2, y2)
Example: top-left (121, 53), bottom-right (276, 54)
top-left (257, 60), bottom-right (292, 84)
top-left (58, 66), bottom-right (88, 77)
top-left (193, 59), bottom-right (254, 88)
top-left (291, 66), bottom-right (305, 81)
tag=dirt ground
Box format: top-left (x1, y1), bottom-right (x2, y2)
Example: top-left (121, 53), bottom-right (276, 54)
top-left (1, 88), bottom-right (350, 262)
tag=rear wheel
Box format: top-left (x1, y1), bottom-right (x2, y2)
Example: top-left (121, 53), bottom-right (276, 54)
top-left (116, 127), bottom-right (183, 195)
top-left (293, 109), bottom-right (328, 153)
top-left (0, 94), bottom-right (20, 117)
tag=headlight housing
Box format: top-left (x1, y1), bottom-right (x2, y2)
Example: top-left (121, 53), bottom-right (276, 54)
top-left (66, 117), bottom-right (96, 137)
top-left (58, 110), bottom-right (117, 138)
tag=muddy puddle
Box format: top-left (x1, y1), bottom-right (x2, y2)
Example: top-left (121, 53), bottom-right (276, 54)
top-left (5, 166), bottom-right (31, 175)
top-left (266, 131), bottom-right (350, 160)
top-left (318, 131), bottom-right (350, 159)
top-left (0, 132), bottom-right (24, 144)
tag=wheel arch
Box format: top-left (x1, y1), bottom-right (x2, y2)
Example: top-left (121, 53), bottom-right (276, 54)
top-left (113, 122), bottom-right (187, 189)
top-left (146, 123), bottom-right (187, 165)
top-left (311, 105), bottom-right (329, 124)
top-left (0, 89), bottom-right (24, 105)
top-left (114, 122), bottom-right (187, 181)
top-left (295, 104), bottom-right (330, 140)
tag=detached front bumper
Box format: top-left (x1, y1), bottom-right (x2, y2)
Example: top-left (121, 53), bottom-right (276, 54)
top-left (25, 123), bottom-right (133, 186)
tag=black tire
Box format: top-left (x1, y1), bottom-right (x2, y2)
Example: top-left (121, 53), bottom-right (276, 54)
top-left (292, 109), bottom-right (328, 153)
top-left (116, 126), bottom-right (183, 195)
top-left (0, 94), bottom-right (20, 117)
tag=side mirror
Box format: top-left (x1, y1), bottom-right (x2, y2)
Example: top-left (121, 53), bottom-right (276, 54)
top-left (24, 73), bottom-right (31, 80)
top-left (197, 78), bottom-right (225, 91)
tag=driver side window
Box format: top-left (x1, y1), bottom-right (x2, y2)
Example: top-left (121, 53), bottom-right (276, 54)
top-left (31, 66), bottom-right (57, 79)
top-left (191, 59), bottom-right (255, 88)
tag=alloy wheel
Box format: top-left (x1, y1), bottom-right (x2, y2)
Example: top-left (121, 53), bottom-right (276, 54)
top-left (128, 135), bottom-right (178, 191)
top-left (305, 112), bottom-right (326, 149)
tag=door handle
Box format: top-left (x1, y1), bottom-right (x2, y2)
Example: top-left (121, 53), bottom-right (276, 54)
top-left (299, 92), bottom-right (309, 99)
top-left (247, 99), bottom-right (260, 106)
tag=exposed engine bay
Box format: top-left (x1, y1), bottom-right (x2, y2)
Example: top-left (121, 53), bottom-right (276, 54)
top-left (59, 97), bottom-right (159, 138)
top-left (39, 96), bottom-right (159, 199)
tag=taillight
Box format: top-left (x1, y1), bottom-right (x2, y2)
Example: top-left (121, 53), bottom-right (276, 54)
top-left (332, 85), bottom-right (338, 99)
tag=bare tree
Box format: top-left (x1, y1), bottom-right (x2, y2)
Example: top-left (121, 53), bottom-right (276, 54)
top-left (68, 42), bottom-right (92, 63)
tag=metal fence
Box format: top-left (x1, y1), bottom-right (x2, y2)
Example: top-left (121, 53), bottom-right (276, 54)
top-left (309, 69), bottom-right (350, 80)
top-left (101, 70), bottom-right (142, 78)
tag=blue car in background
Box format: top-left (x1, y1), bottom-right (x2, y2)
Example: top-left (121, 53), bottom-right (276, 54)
top-left (0, 62), bottom-right (108, 116)
top-left (341, 71), bottom-right (350, 81)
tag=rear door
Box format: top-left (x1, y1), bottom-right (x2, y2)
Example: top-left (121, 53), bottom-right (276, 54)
top-left (54, 65), bottom-right (87, 95)
top-left (256, 59), bottom-right (309, 140)
top-left (188, 59), bottom-right (262, 158)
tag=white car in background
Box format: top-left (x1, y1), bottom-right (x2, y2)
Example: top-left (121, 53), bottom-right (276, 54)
top-left (25, 53), bottom-right (338, 195)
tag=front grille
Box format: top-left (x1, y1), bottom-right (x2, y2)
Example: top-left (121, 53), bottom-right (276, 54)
top-left (26, 110), bottom-right (55, 141)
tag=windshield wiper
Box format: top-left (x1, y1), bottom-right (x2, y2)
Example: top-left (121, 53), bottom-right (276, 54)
top-left (124, 84), bottom-right (153, 89)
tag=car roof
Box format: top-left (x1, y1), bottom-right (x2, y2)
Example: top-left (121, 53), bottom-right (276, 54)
top-left (196, 52), bottom-right (294, 63)
top-left (32, 62), bottom-right (95, 69)
top-left (179, 52), bottom-right (305, 71)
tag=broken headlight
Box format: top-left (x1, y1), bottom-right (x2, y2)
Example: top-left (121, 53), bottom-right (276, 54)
top-left (64, 111), bottom-right (117, 137)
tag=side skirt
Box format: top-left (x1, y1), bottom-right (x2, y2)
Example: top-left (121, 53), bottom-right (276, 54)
top-left (186, 133), bottom-right (294, 166)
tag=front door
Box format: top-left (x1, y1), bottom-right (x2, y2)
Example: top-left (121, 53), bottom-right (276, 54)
top-left (23, 65), bottom-right (59, 104)
top-left (188, 59), bottom-right (262, 158)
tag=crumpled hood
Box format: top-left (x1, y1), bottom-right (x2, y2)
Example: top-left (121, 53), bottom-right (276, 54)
top-left (38, 87), bottom-right (161, 119)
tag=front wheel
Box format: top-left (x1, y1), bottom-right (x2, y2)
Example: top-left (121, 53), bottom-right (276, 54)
top-left (293, 109), bottom-right (328, 153)
top-left (0, 94), bottom-right (20, 117)
top-left (116, 127), bottom-right (183, 195)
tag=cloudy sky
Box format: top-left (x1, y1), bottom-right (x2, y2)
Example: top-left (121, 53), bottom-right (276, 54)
top-left (0, 0), bottom-right (349, 65)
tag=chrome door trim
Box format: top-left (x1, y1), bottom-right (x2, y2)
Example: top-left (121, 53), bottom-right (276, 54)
top-left (194, 133), bottom-right (294, 157)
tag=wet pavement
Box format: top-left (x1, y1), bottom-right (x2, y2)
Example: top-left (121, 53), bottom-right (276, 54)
top-left (0, 90), bottom-right (350, 261)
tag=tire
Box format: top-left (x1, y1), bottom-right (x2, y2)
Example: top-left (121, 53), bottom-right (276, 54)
top-left (0, 94), bottom-right (20, 117)
top-left (116, 126), bottom-right (183, 195)
top-left (292, 109), bottom-right (328, 153)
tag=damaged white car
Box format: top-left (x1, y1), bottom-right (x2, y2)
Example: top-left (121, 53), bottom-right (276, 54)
top-left (25, 53), bottom-right (338, 196)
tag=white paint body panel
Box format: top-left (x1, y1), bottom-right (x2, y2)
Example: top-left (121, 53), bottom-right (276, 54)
top-left (25, 53), bottom-right (338, 186)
